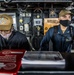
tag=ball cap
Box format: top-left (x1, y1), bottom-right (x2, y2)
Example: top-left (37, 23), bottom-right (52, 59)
top-left (59, 9), bottom-right (72, 17)
top-left (0, 14), bottom-right (13, 30)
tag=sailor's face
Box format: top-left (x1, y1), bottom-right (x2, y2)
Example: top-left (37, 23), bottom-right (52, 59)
top-left (59, 14), bottom-right (71, 21)
top-left (0, 30), bottom-right (11, 36)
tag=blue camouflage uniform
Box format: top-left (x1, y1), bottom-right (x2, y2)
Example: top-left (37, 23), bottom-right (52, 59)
top-left (40, 25), bottom-right (74, 52)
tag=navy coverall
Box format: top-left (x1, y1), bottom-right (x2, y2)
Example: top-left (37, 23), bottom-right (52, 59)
top-left (0, 31), bottom-right (30, 51)
top-left (40, 25), bottom-right (74, 52)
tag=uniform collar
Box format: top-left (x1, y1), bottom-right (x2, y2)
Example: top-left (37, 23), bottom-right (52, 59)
top-left (58, 25), bottom-right (70, 34)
